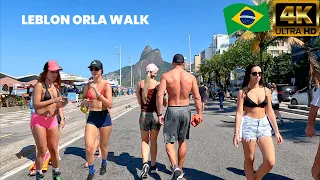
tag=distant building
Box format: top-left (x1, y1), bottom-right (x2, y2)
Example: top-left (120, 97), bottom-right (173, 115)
top-left (192, 54), bottom-right (201, 72)
top-left (200, 50), bottom-right (206, 63)
top-left (267, 40), bottom-right (291, 57)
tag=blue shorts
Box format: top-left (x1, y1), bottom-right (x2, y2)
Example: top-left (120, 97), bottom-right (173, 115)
top-left (239, 115), bottom-right (272, 142)
top-left (87, 110), bottom-right (112, 128)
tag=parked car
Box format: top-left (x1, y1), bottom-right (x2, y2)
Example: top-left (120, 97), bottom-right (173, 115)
top-left (230, 87), bottom-right (240, 100)
top-left (277, 84), bottom-right (297, 103)
top-left (291, 85), bottom-right (317, 105)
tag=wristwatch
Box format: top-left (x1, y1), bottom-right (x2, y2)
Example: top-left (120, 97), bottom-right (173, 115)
top-left (157, 113), bottom-right (162, 117)
top-left (97, 93), bottom-right (102, 98)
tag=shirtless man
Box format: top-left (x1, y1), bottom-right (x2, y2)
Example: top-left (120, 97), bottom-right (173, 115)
top-left (156, 54), bottom-right (203, 180)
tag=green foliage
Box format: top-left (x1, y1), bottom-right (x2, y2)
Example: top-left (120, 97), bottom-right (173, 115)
top-left (198, 40), bottom-right (294, 90)
top-left (268, 53), bottom-right (295, 84)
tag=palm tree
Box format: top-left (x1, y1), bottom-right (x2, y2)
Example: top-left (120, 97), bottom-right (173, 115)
top-left (293, 36), bottom-right (320, 106)
top-left (231, 0), bottom-right (304, 72)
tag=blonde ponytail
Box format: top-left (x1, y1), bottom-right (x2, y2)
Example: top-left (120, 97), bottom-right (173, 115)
top-left (142, 71), bottom-right (151, 104)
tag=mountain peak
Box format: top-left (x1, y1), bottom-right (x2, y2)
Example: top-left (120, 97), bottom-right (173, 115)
top-left (105, 45), bottom-right (172, 87)
top-left (141, 45), bottom-right (153, 57)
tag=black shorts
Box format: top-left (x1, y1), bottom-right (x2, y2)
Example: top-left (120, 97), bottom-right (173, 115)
top-left (87, 109), bottom-right (112, 128)
top-left (201, 96), bottom-right (206, 103)
top-left (272, 103), bottom-right (279, 110)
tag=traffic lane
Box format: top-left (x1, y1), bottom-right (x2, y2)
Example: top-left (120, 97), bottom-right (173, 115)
top-left (7, 104), bottom-right (316, 180)
top-left (0, 97), bottom-right (136, 146)
top-left (194, 100), bottom-right (318, 179)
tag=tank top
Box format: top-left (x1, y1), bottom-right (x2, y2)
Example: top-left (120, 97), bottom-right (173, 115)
top-left (271, 90), bottom-right (279, 104)
top-left (140, 88), bottom-right (157, 112)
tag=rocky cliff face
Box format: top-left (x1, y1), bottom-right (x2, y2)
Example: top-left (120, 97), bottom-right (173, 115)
top-left (104, 45), bottom-right (172, 87)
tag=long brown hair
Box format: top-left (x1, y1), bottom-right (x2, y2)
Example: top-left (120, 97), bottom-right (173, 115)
top-left (142, 71), bottom-right (151, 104)
top-left (38, 62), bottom-right (62, 91)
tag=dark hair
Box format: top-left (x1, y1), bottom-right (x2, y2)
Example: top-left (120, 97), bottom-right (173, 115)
top-left (241, 64), bottom-right (265, 89)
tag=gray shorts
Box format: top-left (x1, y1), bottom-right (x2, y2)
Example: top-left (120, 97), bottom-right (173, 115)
top-left (239, 115), bottom-right (272, 142)
top-left (139, 111), bottom-right (161, 131)
top-left (163, 106), bottom-right (191, 144)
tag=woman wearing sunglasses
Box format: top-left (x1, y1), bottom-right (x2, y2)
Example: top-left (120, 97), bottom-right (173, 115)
top-left (82, 60), bottom-right (112, 180)
top-left (233, 65), bottom-right (283, 180)
top-left (31, 60), bottom-right (67, 180)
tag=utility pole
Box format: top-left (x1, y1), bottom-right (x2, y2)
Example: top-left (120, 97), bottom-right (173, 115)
top-left (188, 32), bottom-right (192, 73)
top-left (116, 46), bottom-right (122, 86)
top-left (129, 56), bottom-right (132, 88)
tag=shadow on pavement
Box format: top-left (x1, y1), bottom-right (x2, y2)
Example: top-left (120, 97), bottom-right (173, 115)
top-left (183, 168), bottom-right (224, 180)
top-left (105, 152), bottom-right (224, 180)
top-left (106, 152), bottom-right (170, 180)
top-left (227, 167), bottom-right (294, 180)
top-left (276, 119), bottom-right (320, 143)
top-left (16, 145), bottom-right (36, 161)
top-left (64, 147), bottom-right (86, 160)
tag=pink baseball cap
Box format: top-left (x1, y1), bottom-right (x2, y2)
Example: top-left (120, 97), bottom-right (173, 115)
top-left (44, 60), bottom-right (63, 71)
top-left (146, 63), bottom-right (159, 73)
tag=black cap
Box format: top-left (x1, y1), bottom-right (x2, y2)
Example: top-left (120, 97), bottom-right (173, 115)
top-left (88, 60), bottom-right (103, 69)
top-left (172, 54), bottom-right (185, 64)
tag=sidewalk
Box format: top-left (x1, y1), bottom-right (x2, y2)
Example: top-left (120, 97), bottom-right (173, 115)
top-left (0, 95), bottom-right (134, 114)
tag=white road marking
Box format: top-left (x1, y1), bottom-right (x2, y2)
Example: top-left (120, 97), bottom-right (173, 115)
top-left (0, 106), bottom-right (138, 180)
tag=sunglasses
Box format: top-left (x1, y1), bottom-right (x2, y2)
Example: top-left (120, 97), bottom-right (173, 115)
top-left (90, 67), bottom-right (100, 71)
top-left (251, 72), bottom-right (262, 76)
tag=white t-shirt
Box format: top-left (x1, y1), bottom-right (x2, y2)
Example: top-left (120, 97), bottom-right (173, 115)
top-left (311, 88), bottom-right (320, 107)
top-left (271, 90), bottom-right (279, 104)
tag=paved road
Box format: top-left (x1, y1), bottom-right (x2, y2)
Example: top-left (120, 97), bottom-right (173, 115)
top-left (3, 100), bottom-right (320, 180)
top-left (0, 95), bottom-right (138, 175)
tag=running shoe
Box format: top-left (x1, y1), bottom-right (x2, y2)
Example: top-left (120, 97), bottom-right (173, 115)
top-left (52, 171), bottom-right (62, 180)
top-left (100, 164), bottom-right (106, 175)
top-left (36, 172), bottom-right (44, 180)
top-left (170, 168), bottom-right (182, 180)
top-left (86, 173), bottom-right (94, 180)
top-left (140, 163), bottom-right (149, 179)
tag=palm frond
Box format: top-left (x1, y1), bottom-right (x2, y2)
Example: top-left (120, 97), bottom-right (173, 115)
top-left (309, 52), bottom-right (320, 76)
top-left (229, 30), bottom-right (247, 39)
top-left (287, 37), bottom-right (304, 47)
top-left (239, 31), bottom-right (256, 40)
top-left (251, 37), bottom-right (261, 53)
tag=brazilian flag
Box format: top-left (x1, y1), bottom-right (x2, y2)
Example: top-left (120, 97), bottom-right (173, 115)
top-left (223, 2), bottom-right (270, 35)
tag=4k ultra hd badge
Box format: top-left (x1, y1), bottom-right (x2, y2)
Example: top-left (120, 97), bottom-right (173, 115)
top-left (273, 0), bottom-right (319, 36)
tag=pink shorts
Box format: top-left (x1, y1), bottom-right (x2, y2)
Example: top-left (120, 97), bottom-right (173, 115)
top-left (30, 113), bottom-right (58, 129)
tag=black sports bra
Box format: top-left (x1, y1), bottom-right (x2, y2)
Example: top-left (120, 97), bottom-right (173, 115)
top-left (41, 83), bottom-right (59, 102)
top-left (243, 87), bottom-right (268, 108)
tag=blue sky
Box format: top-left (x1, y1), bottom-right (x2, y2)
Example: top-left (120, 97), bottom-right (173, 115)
top-left (1, 0), bottom-right (249, 78)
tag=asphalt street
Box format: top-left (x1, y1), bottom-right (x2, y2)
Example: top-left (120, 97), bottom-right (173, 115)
top-left (3, 100), bottom-right (320, 180)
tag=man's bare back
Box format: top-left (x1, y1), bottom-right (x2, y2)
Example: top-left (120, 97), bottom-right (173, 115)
top-left (163, 68), bottom-right (195, 106)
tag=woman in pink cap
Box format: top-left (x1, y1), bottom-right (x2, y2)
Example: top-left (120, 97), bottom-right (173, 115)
top-left (31, 60), bottom-right (68, 180)
top-left (136, 63), bottom-right (166, 179)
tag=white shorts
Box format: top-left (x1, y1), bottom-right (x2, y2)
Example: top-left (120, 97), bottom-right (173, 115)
top-left (311, 88), bottom-right (320, 107)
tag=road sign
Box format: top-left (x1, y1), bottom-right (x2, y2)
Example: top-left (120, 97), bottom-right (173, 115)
top-left (291, 78), bottom-right (296, 84)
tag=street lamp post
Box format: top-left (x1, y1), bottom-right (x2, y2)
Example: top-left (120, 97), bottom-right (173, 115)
top-left (129, 56), bottom-right (132, 88)
top-left (116, 46), bottom-right (122, 86)
top-left (188, 32), bottom-right (192, 73)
